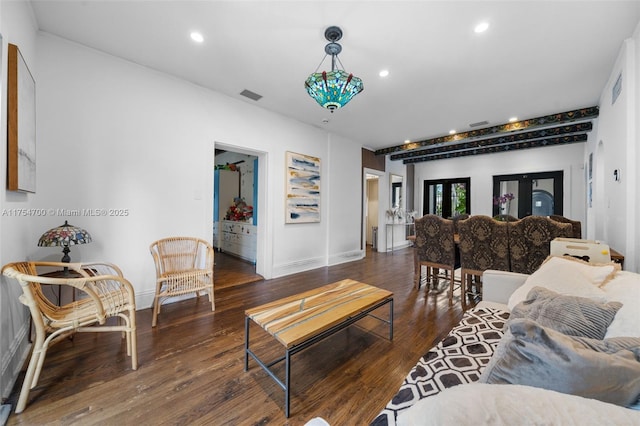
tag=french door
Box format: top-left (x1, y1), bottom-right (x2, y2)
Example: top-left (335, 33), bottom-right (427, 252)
top-left (492, 171), bottom-right (563, 218)
top-left (423, 178), bottom-right (471, 218)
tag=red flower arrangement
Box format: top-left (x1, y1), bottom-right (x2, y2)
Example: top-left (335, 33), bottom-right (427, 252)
top-left (225, 197), bottom-right (253, 221)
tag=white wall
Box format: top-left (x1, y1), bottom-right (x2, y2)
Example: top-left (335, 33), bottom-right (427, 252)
top-left (326, 133), bottom-right (363, 265)
top-left (412, 142), bottom-right (587, 224)
top-left (0, 0), bottom-right (40, 400)
top-left (33, 31), bottom-right (364, 291)
top-left (590, 21), bottom-right (639, 272)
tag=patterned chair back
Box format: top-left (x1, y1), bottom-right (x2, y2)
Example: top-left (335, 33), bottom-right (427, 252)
top-left (414, 214), bottom-right (456, 268)
top-left (457, 215), bottom-right (509, 275)
top-left (508, 216), bottom-right (573, 274)
top-left (450, 213), bottom-right (470, 234)
top-left (549, 215), bottom-right (582, 239)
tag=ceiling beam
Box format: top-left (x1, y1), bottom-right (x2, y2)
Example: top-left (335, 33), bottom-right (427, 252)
top-left (391, 122), bottom-right (593, 161)
top-left (403, 134), bottom-right (588, 164)
top-left (375, 106), bottom-right (599, 157)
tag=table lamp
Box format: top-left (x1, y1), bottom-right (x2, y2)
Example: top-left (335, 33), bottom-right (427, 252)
top-left (38, 220), bottom-right (92, 271)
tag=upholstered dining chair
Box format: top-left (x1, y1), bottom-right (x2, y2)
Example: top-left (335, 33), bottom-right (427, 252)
top-left (1, 261), bottom-right (137, 413)
top-left (149, 237), bottom-right (214, 327)
top-left (508, 216), bottom-right (573, 274)
top-left (450, 213), bottom-right (470, 234)
top-left (457, 215), bottom-right (509, 307)
top-left (549, 215), bottom-right (582, 239)
top-left (414, 215), bottom-right (461, 305)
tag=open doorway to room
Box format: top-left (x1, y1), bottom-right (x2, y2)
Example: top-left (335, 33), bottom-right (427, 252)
top-left (213, 146), bottom-right (264, 289)
top-left (363, 169), bottom-right (384, 253)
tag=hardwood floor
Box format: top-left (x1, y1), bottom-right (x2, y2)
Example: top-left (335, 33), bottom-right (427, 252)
top-left (5, 246), bottom-right (472, 425)
top-left (214, 250), bottom-right (263, 290)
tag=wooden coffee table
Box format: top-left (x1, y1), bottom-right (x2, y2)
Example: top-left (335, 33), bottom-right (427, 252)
top-left (244, 279), bottom-right (393, 417)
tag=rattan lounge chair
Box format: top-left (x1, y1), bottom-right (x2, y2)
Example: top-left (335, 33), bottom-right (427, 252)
top-left (2, 261), bottom-right (137, 413)
top-left (149, 237), bottom-right (215, 327)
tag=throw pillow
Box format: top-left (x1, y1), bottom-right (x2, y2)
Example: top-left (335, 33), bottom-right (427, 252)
top-left (510, 286), bottom-right (622, 339)
top-left (479, 318), bottom-right (640, 407)
top-left (507, 255), bottom-right (620, 310)
top-left (600, 271), bottom-right (640, 338)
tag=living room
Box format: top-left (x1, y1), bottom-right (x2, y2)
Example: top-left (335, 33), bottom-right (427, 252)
top-left (1, 1), bottom-right (639, 423)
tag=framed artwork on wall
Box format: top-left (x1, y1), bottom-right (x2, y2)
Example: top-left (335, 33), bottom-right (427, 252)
top-left (285, 151), bottom-right (320, 223)
top-left (8, 43), bottom-right (36, 193)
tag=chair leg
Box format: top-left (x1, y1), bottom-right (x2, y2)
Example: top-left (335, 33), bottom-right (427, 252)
top-left (209, 286), bottom-right (215, 311)
top-left (129, 309), bottom-right (138, 370)
top-left (461, 273), bottom-right (466, 310)
top-left (15, 340), bottom-right (44, 414)
top-left (448, 268), bottom-right (454, 305)
top-left (151, 295), bottom-right (160, 328)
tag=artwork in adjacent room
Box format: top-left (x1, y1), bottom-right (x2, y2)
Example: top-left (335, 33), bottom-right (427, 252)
top-left (285, 151), bottom-right (320, 223)
top-left (7, 43), bottom-right (36, 193)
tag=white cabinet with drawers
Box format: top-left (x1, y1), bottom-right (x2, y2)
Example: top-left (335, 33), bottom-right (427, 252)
top-left (218, 220), bottom-right (257, 263)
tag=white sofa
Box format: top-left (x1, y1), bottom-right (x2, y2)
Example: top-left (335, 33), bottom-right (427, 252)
top-left (375, 256), bottom-right (640, 426)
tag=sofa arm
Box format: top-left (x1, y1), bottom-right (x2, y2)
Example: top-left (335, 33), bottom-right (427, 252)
top-left (482, 269), bottom-right (529, 305)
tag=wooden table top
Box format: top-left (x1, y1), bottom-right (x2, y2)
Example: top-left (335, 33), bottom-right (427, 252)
top-left (245, 279), bottom-right (393, 348)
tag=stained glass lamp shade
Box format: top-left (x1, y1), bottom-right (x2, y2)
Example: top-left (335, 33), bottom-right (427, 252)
top-left (38, 220), bottom-right (92, 263)
top-left (305, 26), bottom-right (363, 112)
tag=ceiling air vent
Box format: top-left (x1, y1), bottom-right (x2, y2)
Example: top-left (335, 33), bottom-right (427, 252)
top-left (469, 120), bottom-right (489, 128)
top-left (240, 89), bottom-right (263, 101)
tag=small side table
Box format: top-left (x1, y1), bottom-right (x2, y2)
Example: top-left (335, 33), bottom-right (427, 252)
top-left (610, 248), bottom-right (624, 269)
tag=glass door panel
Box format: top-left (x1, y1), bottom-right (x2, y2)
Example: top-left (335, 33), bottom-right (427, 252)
top-left (424, 178), bottom-right (471, 217)
top-left (531, 178), bottom-right (555, 216)
top-left (451, 182), bottom-right (469, 216)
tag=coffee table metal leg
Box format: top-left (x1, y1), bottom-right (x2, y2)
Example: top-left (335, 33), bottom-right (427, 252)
top-left (244, 316), bottom-right (250, 371)
top-left (285, 350), bottom-right (291, 417)
top-left (389, 299), bottom-right (394, 340)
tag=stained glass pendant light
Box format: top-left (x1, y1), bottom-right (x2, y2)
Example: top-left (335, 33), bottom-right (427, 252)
top-left (304, 26), bottom-right (363, 112)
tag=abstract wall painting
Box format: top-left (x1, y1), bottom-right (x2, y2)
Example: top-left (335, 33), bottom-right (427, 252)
top-left (8, 43), bottom-right (36, 193)
top-left (285, 151), bottom-right (320, 223)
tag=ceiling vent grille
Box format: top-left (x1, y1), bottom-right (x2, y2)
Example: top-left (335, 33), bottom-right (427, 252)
top-left (469, 120), bottom-right (489, 127)
top-left (240, 89), bottom-right (263, 101)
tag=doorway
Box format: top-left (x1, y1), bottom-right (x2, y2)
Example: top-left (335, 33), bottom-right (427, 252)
top-left (363, 169), bottom-right (384, 252)
top-left (213, 144), bottom-right (265, 288)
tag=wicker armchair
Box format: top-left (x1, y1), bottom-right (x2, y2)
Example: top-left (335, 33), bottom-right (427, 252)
top-left (1, 261), bottom-right (137, 413)
top-left (508, 216), bottom-right (573, 274)
top-left (457, 215), bottom-right (509, 306)
top-left (150, 237), bottom-right (214, 327)
top-left (414, 215), bottom-right (461, 305)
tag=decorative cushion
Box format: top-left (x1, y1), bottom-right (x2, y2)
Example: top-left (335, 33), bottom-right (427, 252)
top-left (396, 383), bottom-right (640, 426)
top-left (601, 271), bottom-right (640, 338)
top-left (510, 286), bottom-right (622, 339)
top-left (507, 255), bottom-right (620, 310)
top-left (479, 318), bottom-right (640, 407)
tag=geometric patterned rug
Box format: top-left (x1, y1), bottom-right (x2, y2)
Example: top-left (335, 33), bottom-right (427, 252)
top-left (370, 307), bottom-right (510, 426)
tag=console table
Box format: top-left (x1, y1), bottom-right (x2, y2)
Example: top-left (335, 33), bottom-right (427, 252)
top-left (385, 222), bottom-right (415, 254)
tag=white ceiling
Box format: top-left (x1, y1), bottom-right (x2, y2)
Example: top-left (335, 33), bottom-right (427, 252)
top-left (29, 1), bottom-right (640, 151)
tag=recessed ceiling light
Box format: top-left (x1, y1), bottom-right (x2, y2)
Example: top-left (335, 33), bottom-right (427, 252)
top-left (379, 69), bottom-right (389, 77)
top-left (404, 139), bottom-right (411, 144)
top-left (474, 22), bottom-right (490, 33)
top-left (449, 130), bottom-right (456, 135)
top-left (509, 116), bottom-right (518, 122)
top-left (190, 32), bottom-right (204, 43)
